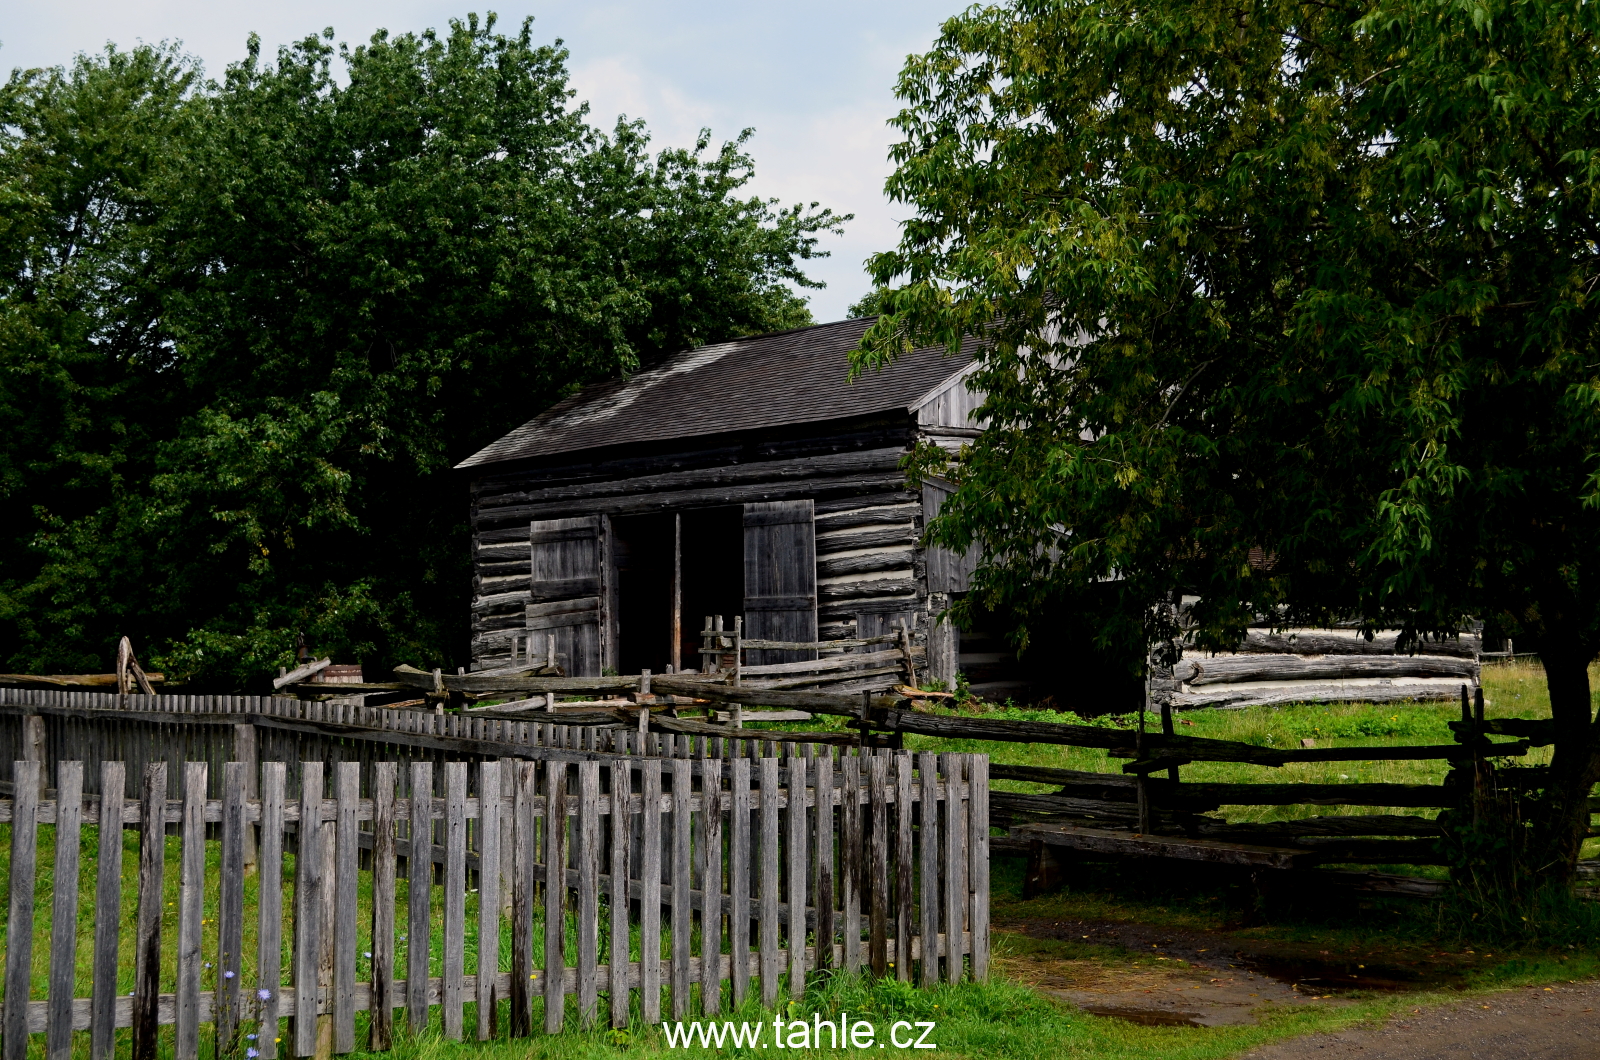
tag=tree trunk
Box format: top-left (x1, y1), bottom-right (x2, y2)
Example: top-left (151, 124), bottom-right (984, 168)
top-left (1531, 649), bottom-right (1598, 884)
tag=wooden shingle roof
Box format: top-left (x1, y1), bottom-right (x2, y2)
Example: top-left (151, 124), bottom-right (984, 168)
top-left (457, 317), bottom-right (976, 469)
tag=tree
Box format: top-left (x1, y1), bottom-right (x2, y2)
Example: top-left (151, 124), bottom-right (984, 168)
top-left (859, 0), bottom-right (1600, 881)
top-left (0, 16), bottom-right (844, 686)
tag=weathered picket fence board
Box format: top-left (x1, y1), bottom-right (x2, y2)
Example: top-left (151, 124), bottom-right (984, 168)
top-left (0, 751), bottom-right (987, 1060)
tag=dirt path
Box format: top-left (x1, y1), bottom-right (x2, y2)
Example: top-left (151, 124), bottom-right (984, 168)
top-left (1239, 980), bottom-right (1600, 1059)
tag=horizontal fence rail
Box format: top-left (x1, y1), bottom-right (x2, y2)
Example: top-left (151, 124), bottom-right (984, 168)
top-left (0, 752), bottom-right (989, 1060)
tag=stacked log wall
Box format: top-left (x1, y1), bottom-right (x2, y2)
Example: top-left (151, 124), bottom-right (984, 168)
top-left (467, 423), bottom-right (929, 671)
top-left (1151, 629), bottom-right (1484, 711)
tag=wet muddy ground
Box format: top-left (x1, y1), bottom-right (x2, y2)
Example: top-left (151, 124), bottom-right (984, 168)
top-left (997, 917), bottom-right (1471, 1028)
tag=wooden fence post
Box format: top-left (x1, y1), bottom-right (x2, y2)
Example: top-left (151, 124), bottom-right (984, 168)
top-left (132, 761), bottom-right (167, 1060)
top-left (175, 763), bottom-right (208, 1060)
top-left (90, 760), bottom-right (126, 1060)
top-left (234, 724), bottom-right (260, 870)
top-left (22, 716), bottom-right (46, 795)
top-left (3, 760), bottom-right (40, 1060)
top-left (46, 761), bottom-right (83, 1060)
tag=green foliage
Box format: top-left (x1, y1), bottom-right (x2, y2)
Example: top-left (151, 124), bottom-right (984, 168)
top-left (859, 0), bottom-right (1600, 874)
top-left (0, 16), bottom-right (844, 686)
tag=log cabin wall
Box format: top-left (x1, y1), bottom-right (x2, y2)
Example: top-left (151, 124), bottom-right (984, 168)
top-left (460, 317), bottom-right (1002, 691)
top-left (467, 420), bottom-right (949, 678)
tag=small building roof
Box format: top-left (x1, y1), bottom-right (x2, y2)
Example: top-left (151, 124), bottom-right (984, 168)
top-left (457, 317), bottom-right (976, 469)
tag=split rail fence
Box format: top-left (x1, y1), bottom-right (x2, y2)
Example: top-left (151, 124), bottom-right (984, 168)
top-left (0, 750), bottom-right (988, 1060)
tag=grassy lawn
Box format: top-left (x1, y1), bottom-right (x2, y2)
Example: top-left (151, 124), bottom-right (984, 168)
top-left (2, 659), bottom-right (1596, 1060)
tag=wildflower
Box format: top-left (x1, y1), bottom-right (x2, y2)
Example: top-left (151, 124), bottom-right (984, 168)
top-left (258, 989), bottom-right (273, 1001)
top-left (224, 971), bottom-right (235, 979)
top-left (246, 1035), bottom-right (257, 1041)
top-left (399, 935), bottom-right (407, 941)
top-left (247, 1049), bottom-right (259, 1058)
top-left (364, 952), bottom-right (372, 959)
top-left (204, 963), bottom-right (212, 969)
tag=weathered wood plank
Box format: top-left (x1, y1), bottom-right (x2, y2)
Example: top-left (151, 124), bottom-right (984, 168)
top-left (608, 760), bottom-right (632, 1029)
top-left (475, 761), bottom-right (501, 1042)
top-left (176, 762), bottom-right (207, 1060)
top-left (216, 762), bottom-right (247, 1057)
top-left (967, 756), bottom-right (990, 981)
top-left (639, 760), bottom-right (664, 1025)
top-left (294, 762), bottom-right (325, 1058)
top-left (758, 757), bottom-right (781, 1007)
top-left (509, 762), bottom-right (535, 1037)
top-left (132, 762), bottom-right (166, 1060)
top-left (442, 763), bottom-right (468, 1039)
top-left (334, 763), bottom-right (360, 1052)
top-left (47, 761), bottom-right (83, 1060)
top-left (1011, 821), bottom-right (1318, 869)
top-left (814, 753), bottom-right (835, 972)
top-left (257, 764), bottom-right (286, 1058)
top-left (917, 753), bottom-right (938, 989)
top-left (841, 755), bottom-right (862, 973)
top-left (369, 763), bottom-right (397, 1051)
top-left (700, 762), bottom-right (725, 1016)
top-left (2, 759), bottom-right (38, 1060)
top-left (90, 760), bottom-right (126, 1060)
top-left (544, 761), bottom-right (568, 1033)
top-left (406, 762), bottom-right (433, 1035)
top-left (867, 755), bottom-right (889, 977)
top-left (727, 758), bottom-right (752, 1008)
top-left (942, 755), bottom-right (965, 984)
top-left (786, 756), bottom-right (808, 999)
top-left (894, 753), bottom-right (914, 983)
top-left (576, 762), bottom-right (601, 1027)
top-left (670, 759), bottom-right (693, 1018)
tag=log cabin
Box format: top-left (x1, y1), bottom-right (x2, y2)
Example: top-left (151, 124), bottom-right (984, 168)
top-left (455, 317), bottom-right (1025, 696)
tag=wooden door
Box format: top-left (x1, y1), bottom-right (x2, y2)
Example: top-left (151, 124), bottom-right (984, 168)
top-left (742, 500), bottom-right (818, 665)
top-left (526, 516), bottom-right (607, 677)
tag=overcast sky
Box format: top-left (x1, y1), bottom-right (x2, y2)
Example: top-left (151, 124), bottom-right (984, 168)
top-left (2, 1), bottom-right (956, 323)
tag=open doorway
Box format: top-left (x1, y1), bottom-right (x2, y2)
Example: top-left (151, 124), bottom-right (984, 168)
top-left (677, 506), bottom-right (744, 668)
top-left (609, 506), bottom-right (744, 675)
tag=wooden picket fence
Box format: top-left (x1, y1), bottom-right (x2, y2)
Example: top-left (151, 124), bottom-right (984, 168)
top-left (0, 751), bottom-right (989, 1060)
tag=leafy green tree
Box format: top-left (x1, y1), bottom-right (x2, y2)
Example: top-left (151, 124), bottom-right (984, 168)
top-left (860, 0), bottom-right (1600, 880)
top-left (0, 15), bottom-right (844, 687)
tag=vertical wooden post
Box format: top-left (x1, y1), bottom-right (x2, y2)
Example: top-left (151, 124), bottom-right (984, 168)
top-left (217, 763), bottom-right (247, 1058)
top-left (968, 755), bottom-right (990, 980)
top-left (728, 758), bottom-right (752, 1007)
top-left (476, 761), bottom-right (501, 1042)
top-left (369, 763), bottom-right (397, 1051)
top-left (701, 761), bottom-right (724, 1015)
top-left (257, 765), bottom-right (286, 1058)
top-left (22, 715), bottom-right (47, 794)
top-left (132, 761), bottom-right (166, 1060)
top-left (576, 762), bottom-right (601, 1027)
top-left (406, 762), bottom-right (433, 1035)
top-left (294, 762), bottom-right (326, 1058)
top-left (176, 762), bottom-right (208, 1060)
top-left (608, 760), bottom-right (632, 1030)
top-left (814, 753), bottom-right (835, 971)
top-left (941, 755), bottom-right (967, 984)
top-left (334, 763), bottom-right (360, 1052)
top-left (544, 761), bottom-right (569, 1033)
top-left (840, 755), bottom-right (862, 973)
top-left (234, 724), bottom-right (260, 870)
top-left (639, 761), bottom-right (664, 1025)
top-left (3, 759), bottom-right (40, 1060)
top-left (917, 753), bottom-right (939, 989)
top-left (90, 761), bottom-right (126, 1060)
top-left (442, 763), bottom-right (467, 1040)
top-left (509, 762), bottom-right (535, 1038)
top-left (46, 761), bottom-right (83, 1060)
top-left (758, 757), bottom-right (781, 1006)
top-left (787, 756), bottom-right (809, 998)
top-left (893, 752), bottom-right (914, 981)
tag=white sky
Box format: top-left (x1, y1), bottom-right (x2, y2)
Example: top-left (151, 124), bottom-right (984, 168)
top-left (2, 1), bottom-right (955, 323)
